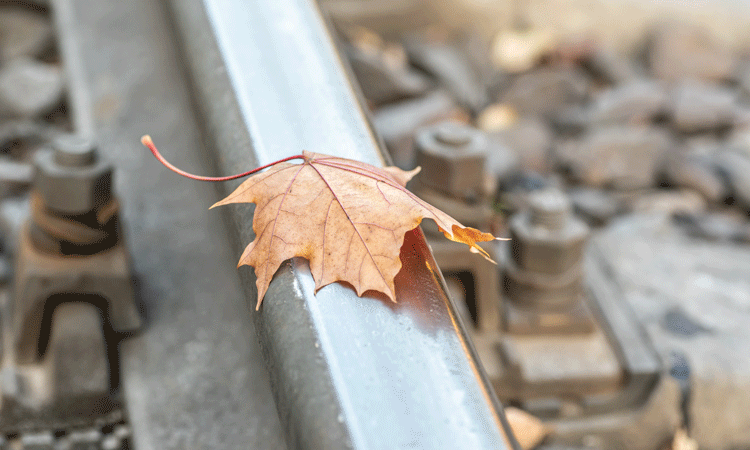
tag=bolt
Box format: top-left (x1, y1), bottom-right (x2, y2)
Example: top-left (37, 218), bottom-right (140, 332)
top-left (53, 134), bottom-right (96, 167)
top-left (33, 136), bottom-right (112, 215)
top-left (415, 121), bottom-right (487, 198)
top-left (434, 122), bottom-right (472, 147)
top-left (529, 189), bottom-right (570, 231)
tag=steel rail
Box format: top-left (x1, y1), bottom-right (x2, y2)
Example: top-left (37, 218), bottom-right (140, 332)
top-left (168, 0), bottom-right (518, 449)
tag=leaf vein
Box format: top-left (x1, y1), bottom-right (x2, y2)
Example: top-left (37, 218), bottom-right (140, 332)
top-left (309, 163), bottom-right (391, 292)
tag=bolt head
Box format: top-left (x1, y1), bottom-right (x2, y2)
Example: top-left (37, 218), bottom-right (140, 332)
top-left (528, 189), bottom-right (571, 230)
top-left (509, 207), bottom-right (589, 275)
top-left (416, 121), bottom-right (487, 198)
top-left (33, 144), bottom-right (112, 215)
top-left (434, 122), bottom-right (473, 146)
top-left (53, 135), bottom-right (97, 167)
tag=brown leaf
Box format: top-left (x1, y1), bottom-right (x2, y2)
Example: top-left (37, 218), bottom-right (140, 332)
top-left (212, 150), bottom-right (496, 309)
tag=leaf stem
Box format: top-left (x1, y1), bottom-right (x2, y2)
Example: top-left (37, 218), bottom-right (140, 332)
top-left (141, 135), bottom-right (305, 182)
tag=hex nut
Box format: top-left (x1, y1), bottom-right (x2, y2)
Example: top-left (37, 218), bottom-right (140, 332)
top-left (416, 121), bottom-right (487, 198)
top-left (504, 258), bottom-right (582, 310)
top-left (509, 190), bottom-right (589, 274)
top-left (33, 145), bottom-right (113, 215)
top-left (509, 212), bottom-right (588, 274)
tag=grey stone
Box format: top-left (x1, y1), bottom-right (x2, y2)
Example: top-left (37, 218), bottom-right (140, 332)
top-left (345, 43), bottom-right (430, 106)
top-left (737, 62), bottom-right (750, 103)
top-left (726, 129), bottom-right (750, 159)
top-left (20, 431), bottom-right (54, 449)
top-left (405, 38), bottom-right (488, 112)
top-left (0, 59), bottom-right (64, 119)
top-left (500, 67), bottom-right (590, 117)
top-left (663, 150), bottom-right (727, 203)
top-left (593, 214), bottom-right (750, 450)
top-left (491, 117), bottom-right (553, 173)
top-left (672, 211), bottom-right (750, 243)
top-left (681, 135), bottom-right (722, 156)
top-left (0, 196), bottom-right (29, 254)
top-left (0, 256), bottom-right (12, 284)
top-left (555, 126), bottom-right (672, 189)
top-left (551, 105), bottom-right (590, 136)
top-left (568, 188), bottom-right (622, 225)
top-left (732, 105), bottom-right (750, 129)
top-left (670, 81), bottom-right (737, 133)
top-left (647, 21), bottom-right (736, 83)
top-left (457, 31), bottom-right (497, 92)
top-left (0, 158), bottom-right (33, 186)
top-left (0, 120), bottom-right (59, 152)
top-left (583, 45), bottom-right (637, 84)
top-left (588, 80), bottom-right (667, 125)
top-left (497, 171), bottom-right (558, 214)
top-left (485, 134), bottom-right (520, 184)
top-left (662, 306), bottom-right (711, 337)
top-left (631, 189), bottom-right (706, 215)
top-left (715, 150), bottom-right (750, 209)
top-left (372, 90), bottom-right (469, 169)
top-left (0, 8), bottom-right (53, 62)
top-left (67, 429), bottom-right (101, 450)
top-left (490, 27), bottom-right (556, 74)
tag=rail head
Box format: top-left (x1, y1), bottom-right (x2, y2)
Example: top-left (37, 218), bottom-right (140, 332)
top-left (167, 0), bottom-right (519, 448)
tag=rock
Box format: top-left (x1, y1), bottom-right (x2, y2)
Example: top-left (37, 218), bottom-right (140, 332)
top-left (726, 129), bottom-right (750, 159)
top-left (646, 21), bottom-right (736, 83)
top-left (663, 151), bottom-right (727, 203)
top-left (737, 62), bottom-right (750, 103)
top-left (732, 105), bottom-right (750, 129)
top-left (505, 407), bottom-right (550, 450)
top-left (0, 158), bottom-right (33, 186)
top-left (550, 105), bottom-right (589, 136)
top-left (491, 117), bottom-right (553, 173)
top-left (0, 7), bottom-right (53, 62)
top-left (555, 126), bottom-right (673, 189)
top-left (485, 135), bottom-right (520, 184)
top-left (500, 67), bottom-right (590, 117)
top-left (458, 31), bottom-right (496, 88)
top-left (372, 90), bottom-right (469, 169)
top-left (497, 171), bottom-right (553, 212)
top-left (568, 188), bottom-right (622, 225)
top-left (405, 38), bottom-right (488, 112)
top-left (631, 189), bottom-right (706, 215)
top-left (476, 103), bottom-right (518, 133)
top-left (0, 59), bottom-right (63, 119)
top-left (681, 135), bottom-right (722, 156)
top-left (671, 428), bottom-right (699, 450)
top-left (0, 120), bottom-right (59, 153)
top-left (552, 33), bottom-right (597, 66)
top-left (0, 196), bottom-right (30, 253)
top-left (669, 81), bottom-right (737, 133)
top-left (490, 27), bottom-right (555, 74)
top-left (672, 211), bottom-right (750, 243)
top-left (715, 150), bottom-right (750, 209)
top-left (582, 45), bottom-right (637, 84)
top-left (346, 43), bottom-right (430, 106)
top-left (588, 80), bottom-right (668, 125)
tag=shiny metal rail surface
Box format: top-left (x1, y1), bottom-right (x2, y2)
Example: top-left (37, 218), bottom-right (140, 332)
top-left (168, 0), bottom-right (519, 449)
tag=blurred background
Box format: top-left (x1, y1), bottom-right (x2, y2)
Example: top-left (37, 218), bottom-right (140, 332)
top-left (0, 0), bottom-right (747, 449)
top-left (325, 2), bottom-right (750, 448)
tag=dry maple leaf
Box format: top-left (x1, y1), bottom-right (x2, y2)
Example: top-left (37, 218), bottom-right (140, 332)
top-left (142, 136), bottom-right (499, 309)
